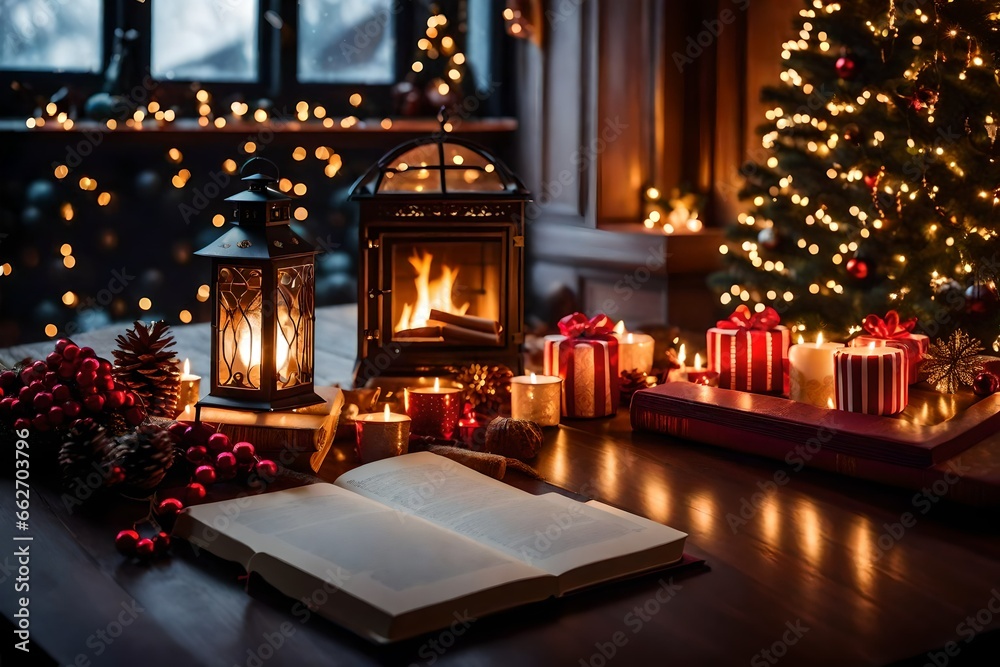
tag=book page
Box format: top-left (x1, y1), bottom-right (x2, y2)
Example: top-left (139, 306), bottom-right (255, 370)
top-left (179, 483), bottom-right (548, 617)
top-left (334, 452), bottom-right (687, 579)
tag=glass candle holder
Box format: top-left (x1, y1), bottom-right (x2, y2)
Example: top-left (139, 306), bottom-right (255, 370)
top-left (355, 406), bottom-right (411, 463)
top-left (510, 373), bottom-right (562, 427)
top-left (176, 358), bottom-right (201, 418)
top-left (405, 379), bottom-right (462, 439)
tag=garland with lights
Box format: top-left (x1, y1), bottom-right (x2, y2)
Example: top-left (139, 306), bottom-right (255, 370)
top-left (713, 0), bottom-right (1000, 342)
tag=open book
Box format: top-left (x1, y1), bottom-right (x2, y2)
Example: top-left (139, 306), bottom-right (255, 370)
top-left (174, 452), bottom-right (687, 643)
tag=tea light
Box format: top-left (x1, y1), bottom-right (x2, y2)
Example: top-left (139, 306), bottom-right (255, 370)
top-left (355, 404), bottom-right (411, 463)
top-left (665, 344), bottom-right (688, 382)
top-left (788, 333), bottom-right (844, 408)
top-left (176, 358), bottom-right (201, 417)
top-left (405, 378), bottom-right (462, 439)
top-left (834, 343), bottom-right (908, 415)
top-left (614, 321), bottom-right (655, 374)
top-left (511, 372), bottom-right (562, 427)
top-left (685, 353), bottom-right (719, 386)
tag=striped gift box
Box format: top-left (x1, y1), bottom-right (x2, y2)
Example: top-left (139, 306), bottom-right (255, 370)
top-left (707, 326), bottom-right (790, 394)
top-left (543, 334), bottom-right (618, 418)
top-left (833, 346), bottom-right (908, 415)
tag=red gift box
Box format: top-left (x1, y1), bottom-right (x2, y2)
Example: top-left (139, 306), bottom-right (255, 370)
top-left (544, 313), bottom-right (619, 418)
top-left (707, 305), bottom-right (790, 394)
top-left (834, 346), bottom-right (908, 415)
top-left (850, 311), bottom-right (928, 384)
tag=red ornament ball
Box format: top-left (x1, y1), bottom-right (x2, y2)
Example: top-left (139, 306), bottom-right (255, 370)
top-left (194, 464), bottom-right (218, 485)
top-left (115, 529), bottom-right (140, 556)
top-left (157, 497), bottom-right (184, 518)
top-left (256, 459), bottom-right (279, 479)
top-left (965, 284), bottom-right (999, 314)
top-left (185, 445), bottom-right (208, 463)
top-left (232, 442), bottom-right (256, 464)
top-left (185, 482), bottom-right (207, 504)
top-left (973, 372), bottom-right (1000, 396)
top-left (835, 55), bottom-right (857, 79)
top-left (845, 257), bottom-right (869, 280)
top-left (207, 432), bottom-right (232, 453)
top-left (106, 465), bottom-right (126, 486)
top-left (863, 171), bottom-right (881, 189)
top-left (135, 537), bottom-right (156, 558)
top-left (153, 531), bottom-right (171, 556)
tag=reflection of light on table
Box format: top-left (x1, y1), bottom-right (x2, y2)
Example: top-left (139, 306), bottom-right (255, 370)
top-left (851, 516), bottom-right (875, 592)
top-left (643, 475), bottom-right (671, 525)
top-left (761, 495), bottom-right (781, 548)
top-left (796, 499), bottom-right (823, 568)
top-left (687, 493), bottom-right (716, 537)
top-left (548, 429), bottom-right (571, 483)
top-left (602, 446), bottom-right (620, 497)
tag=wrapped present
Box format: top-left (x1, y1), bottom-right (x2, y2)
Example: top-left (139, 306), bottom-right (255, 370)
top-left (834, 346), bottom-right (908, 415)
top-left (544, 313), bottom-right (619, 418)
top-left (707, 305), bottom-right (790, 393)
top-left (850, 311), bottom-right (929, 384)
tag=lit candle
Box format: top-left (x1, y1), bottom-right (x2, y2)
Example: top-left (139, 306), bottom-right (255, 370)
top-left (511, 372), bottom-right (562, 427)
top-left (788, 333), bottom-right (844, 408)
top-left (405, 378), bottom-right (462, 439)
top-left (666, 344), bottom-right (688, 382)
top-left (834, 343), bottom-right (908, 415)
top-left (613, 321), bottom-right (655, 374)
top-left (686, 353), bottom-right (719, 386)
top-left (176, 358), bottom-right (201, 417)
top-left (355, 404), bottom-right (411, 463)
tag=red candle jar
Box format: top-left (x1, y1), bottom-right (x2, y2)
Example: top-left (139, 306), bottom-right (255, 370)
top-left (405, 379), bottom-right (462, 440)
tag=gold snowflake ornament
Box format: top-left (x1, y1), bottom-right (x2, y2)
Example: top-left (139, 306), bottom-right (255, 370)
top-left (922, 330), bottom-right (984, 394)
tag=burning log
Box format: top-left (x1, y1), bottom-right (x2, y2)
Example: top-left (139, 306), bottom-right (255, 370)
top-left (395, 322), bottom-right (502, 345)
top-left (429, 309), bottom-right (502, 337)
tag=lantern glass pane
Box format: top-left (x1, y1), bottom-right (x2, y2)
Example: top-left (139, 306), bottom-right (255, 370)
top-left (275, 264), bottom-right (315, 389)
top-left (217, 266), bottom-right (263, 390)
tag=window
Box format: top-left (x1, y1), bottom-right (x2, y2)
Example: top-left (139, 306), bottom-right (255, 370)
top-left (297, 0), bottom-right (396, 84)
top-left (151, 0), bottom-right (259, 82)
top-left (0, 0), bottom-right (102, 72)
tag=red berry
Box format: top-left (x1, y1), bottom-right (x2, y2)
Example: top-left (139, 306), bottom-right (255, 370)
top-left (32, 392), bottom-right (53, 411)
top-left (115, 529), bottom-right (140, 556)
top-left (79, 357), bottom-right (100, 373)
top-left (101, 376), bottom-right (116, 392)
top-left (98, 359), bottom-right (112, 374)
top-left (46, 352), bottom-right (63, 368)
top-left (183, 424), bottom-right (210, 446)
top-left (168, 421), bottom-right (189, 440)
top-left (18, 386), bottom-right (32, 402)
top-left (43, 371), bottom-right (58, 387)
top-left (207, 432), bottom-right (231, 452)
top-left (106, 465), bottom-right (126, 485)
top-left (157, 497), bottom-right (184, 518)
top-left (52, 384), bottom-right (70, 402)
top-left (9, 399), bottom-right (21, 414)
top-left (125, 406), bottom-right (145, 425)
top-left (256, 459), bottom-right (278, 479)
top-left (194, 465), bottom-right (217, 485)
top-left (78, 347), bottom-right (96, 359)
top-left (84, 394), bottom-right (105, 412)
top-left (106, 390), bottom-right (125, 410)
top-left (55, 338), bottom-right (71, 353)
top-left (32, 361), bottom-right (48, 375)
top-left (76, 370), bottom-right (97, 386)
top-left (185, 445), bottom-right (208, 463)
top-left (57, 362), bottom-right (75, 378)
top-left (232, 442), bottom-right (256, 464)
top-left (135, 538), bottom-right (156, 558)
top-left (0, 397), bottom-right (13, 415)
top-left (153, 532), bottom-right (171, 555)
top-left (0, 370), bottom-right (17, 389)
top-left (47, 406), bottom-right (64, 426)
top-left (31, 414), bottom-right (50, 431)
top-left (63, 400), bottom-right (81, 418)
top-left (14, 417), bottom-right (30, 431)
top-left (186, 482), bottom-right (207, 504)
top-left (215, 452), bottom-right (238, 480)
top-left (123, 392), bottom-right (136, 408)
top-left (62, 344), bottom-right (80, 361)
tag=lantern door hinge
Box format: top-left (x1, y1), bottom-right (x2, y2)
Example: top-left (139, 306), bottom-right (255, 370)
top-left (368, 288), bottom-right (391, 299)
top-left (363, 329), bottom-right (381, 341)
top-left (513, 235), bottom-right (524, 247)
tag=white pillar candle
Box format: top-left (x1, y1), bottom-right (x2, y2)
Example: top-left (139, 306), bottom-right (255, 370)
top-left (788, 333), bottom-right (844, 408)
top-left (614, 322), bottom-right (655, 374)
top-left (511, 372), bottom-right (562, 427)
top-left (355, 404), bottom-right (411, 463)
top-left (176, 358), bottom-right (201, 417)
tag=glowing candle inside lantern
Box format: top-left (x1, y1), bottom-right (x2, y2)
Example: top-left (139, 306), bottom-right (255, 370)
top-left (511, 371), bottom-right (562, 427)
top-left (788, 332), bottom-right (844, 408)
top-left (355, 404), bottom-right (411, 463)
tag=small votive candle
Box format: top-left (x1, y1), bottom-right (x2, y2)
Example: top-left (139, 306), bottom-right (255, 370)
top-left (834, 343), bottom-right (908, 415)
top-left (355, 405), bottom-right (411, 463)
top-left (511, 372), bottom-right (562, 427)
top-left (788, 333), bottom-right (844, 408)
top-left (176, 358), bottom-right (201, 417)
top-left (405, 378), bottom-right (462, 439)
top-left (614, 322), bottom-right (655, 374)
top-left (686, 353), bottom-right (719, 386)
top-left (665, 344), bottom-right (688, 382)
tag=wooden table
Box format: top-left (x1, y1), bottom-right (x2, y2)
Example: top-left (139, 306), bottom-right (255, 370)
top-left (3, 308), bottom-right (1000, 665)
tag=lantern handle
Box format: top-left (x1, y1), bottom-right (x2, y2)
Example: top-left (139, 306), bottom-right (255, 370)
top-left (239, 156), bottom-right (280, 181)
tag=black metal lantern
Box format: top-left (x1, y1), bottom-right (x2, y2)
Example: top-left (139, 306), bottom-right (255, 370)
top-left (195, 158), bottom-right (322, 411)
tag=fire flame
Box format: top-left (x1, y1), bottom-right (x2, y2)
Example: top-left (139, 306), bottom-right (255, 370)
top-left (394, 250), bottom-right (470, 332)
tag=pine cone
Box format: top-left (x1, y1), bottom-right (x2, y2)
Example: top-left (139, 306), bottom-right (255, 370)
top-left (453, 364), bottom-right (513, 418)
top-left (113, 320), bottom-right (180, 418)
top-left (107, 424), bottom-right (175, 493)
top-left (58, 418), bottom-right (112, 489)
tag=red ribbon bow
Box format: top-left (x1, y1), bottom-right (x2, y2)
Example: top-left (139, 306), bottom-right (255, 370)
top-left (715, 304), bottom-right (781, 331)
top-left (862, 310), bottom-right (916, 339)
top-left (557, 312), bottom-right (615, 338)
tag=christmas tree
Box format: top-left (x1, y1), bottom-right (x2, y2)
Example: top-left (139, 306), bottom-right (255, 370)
top-left (396, 1), bottom-right (471, 116)
top-left (714, 0), bottom-right (1000, 344)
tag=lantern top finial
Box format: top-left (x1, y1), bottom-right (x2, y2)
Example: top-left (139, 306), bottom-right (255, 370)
top-left (240, 157), bottom-right (280, 191)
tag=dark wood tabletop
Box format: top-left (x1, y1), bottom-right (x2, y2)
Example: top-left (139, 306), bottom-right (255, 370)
top-left (3, 408), bottom-right (1000, 667)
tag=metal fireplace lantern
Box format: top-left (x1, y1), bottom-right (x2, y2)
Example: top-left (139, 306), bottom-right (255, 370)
top-left (195, 158), bottom-right (323, 412)
top-left (351, 128), bottom-right (531, 387)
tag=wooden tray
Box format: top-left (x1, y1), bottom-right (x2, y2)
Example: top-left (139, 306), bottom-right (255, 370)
top-left (630, 380), bottom-right (1000, 468)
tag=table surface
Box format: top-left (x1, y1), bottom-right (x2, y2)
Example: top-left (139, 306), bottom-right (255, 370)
top-left (3, 306), bottom-right (1000, 666)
